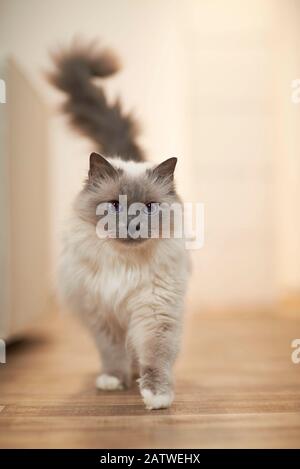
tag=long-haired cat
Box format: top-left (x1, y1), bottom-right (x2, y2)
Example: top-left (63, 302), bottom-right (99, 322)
top-left (49, 42), bottom-right (190, 410)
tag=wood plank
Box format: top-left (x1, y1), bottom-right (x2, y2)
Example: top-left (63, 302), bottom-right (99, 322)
top-left (0, 312), bottom-right (300, 448)
top-left (0, 413), bottom-right (299, 449)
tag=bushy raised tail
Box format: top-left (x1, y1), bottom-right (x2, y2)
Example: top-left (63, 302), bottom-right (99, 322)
top-left (48, 41), bottom-right (144, 161)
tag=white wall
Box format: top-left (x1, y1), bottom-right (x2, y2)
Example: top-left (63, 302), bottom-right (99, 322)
top-left (181, 1), bottom-right (279, 311)
top-left (0, 58), bottom-right (50, 339)
top-left (0, 59), bottom-right (10, 335)
top-left (274, 1), bottom-right (300, 296)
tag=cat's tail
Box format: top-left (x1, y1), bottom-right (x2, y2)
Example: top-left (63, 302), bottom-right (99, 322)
top-left (48, 40), bottom-right (144, 161)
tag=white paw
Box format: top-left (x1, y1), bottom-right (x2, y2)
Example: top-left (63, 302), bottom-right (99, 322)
top-left (96, 374), bottom-right (124, 390)
top-left (141, 388), bottom-right (174, 410)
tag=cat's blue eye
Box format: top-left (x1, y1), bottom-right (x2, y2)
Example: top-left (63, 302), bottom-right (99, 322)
top-left (107, 200), bottom-right (122, 213)
top-left (143, 202), bottom-right (159, 215)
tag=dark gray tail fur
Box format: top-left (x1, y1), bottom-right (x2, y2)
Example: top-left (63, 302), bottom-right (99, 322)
top-left (48, 41), bottom-right (144, 162)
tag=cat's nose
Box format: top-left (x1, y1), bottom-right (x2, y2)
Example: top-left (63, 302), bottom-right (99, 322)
top-left (127, 220), bottom-right (141, 238)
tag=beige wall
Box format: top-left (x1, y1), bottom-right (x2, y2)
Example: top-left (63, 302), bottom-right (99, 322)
top-left (0, 58), bottom-right (50, 339)
top-left (274, 1), bottom-right (300, 297)
top-left (0, 59), bottom-right (10, 335)
top-left (0, 0), bottom-right (299, 313)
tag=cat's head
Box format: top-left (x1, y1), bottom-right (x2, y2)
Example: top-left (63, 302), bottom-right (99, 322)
top-left (75, 153), bottom-right (181, 247)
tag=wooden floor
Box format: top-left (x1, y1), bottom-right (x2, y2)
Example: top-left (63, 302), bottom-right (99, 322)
top-left (0, 311), bottom-right (300, 448)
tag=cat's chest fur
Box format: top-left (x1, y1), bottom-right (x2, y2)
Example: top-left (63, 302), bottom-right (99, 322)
top-left (60, 224), bottom-right (153, 317)
top-left (84, 251), bottom-right (152, 312)
top-left (59, 218), bottom-right (188, 329)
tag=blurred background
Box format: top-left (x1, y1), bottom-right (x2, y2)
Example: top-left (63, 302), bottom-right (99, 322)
top-left (1, 0), bottom-right (300, 340)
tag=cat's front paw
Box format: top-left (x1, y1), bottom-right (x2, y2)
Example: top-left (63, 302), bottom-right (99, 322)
top-left (96, 373), bottom-right (124, 390)
top-left (141, 388), bottom-right (174, 410)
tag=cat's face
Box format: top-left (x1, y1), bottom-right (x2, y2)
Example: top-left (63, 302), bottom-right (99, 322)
top-left (75, 153), bottom-right (180, 246)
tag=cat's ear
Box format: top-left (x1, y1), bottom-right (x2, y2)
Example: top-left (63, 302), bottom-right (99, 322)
top-left (88, 152), bottom-right (118, 181)
top-left (152, 157), bottom-right (177, 180)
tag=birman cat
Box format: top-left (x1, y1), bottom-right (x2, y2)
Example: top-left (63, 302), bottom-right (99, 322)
top-left (49, 42), bottom-right (190, 410)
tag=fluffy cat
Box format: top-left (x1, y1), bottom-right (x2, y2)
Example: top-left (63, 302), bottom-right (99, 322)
top-left (49, 42), bottom-right (190, 410)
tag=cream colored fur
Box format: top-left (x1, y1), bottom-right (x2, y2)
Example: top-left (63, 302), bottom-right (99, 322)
top-left (58, 161), bottom-right (190, 410)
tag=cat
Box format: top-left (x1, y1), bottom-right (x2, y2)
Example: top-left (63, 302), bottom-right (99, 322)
top-left (49, 41), bottom-right (190, 410)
